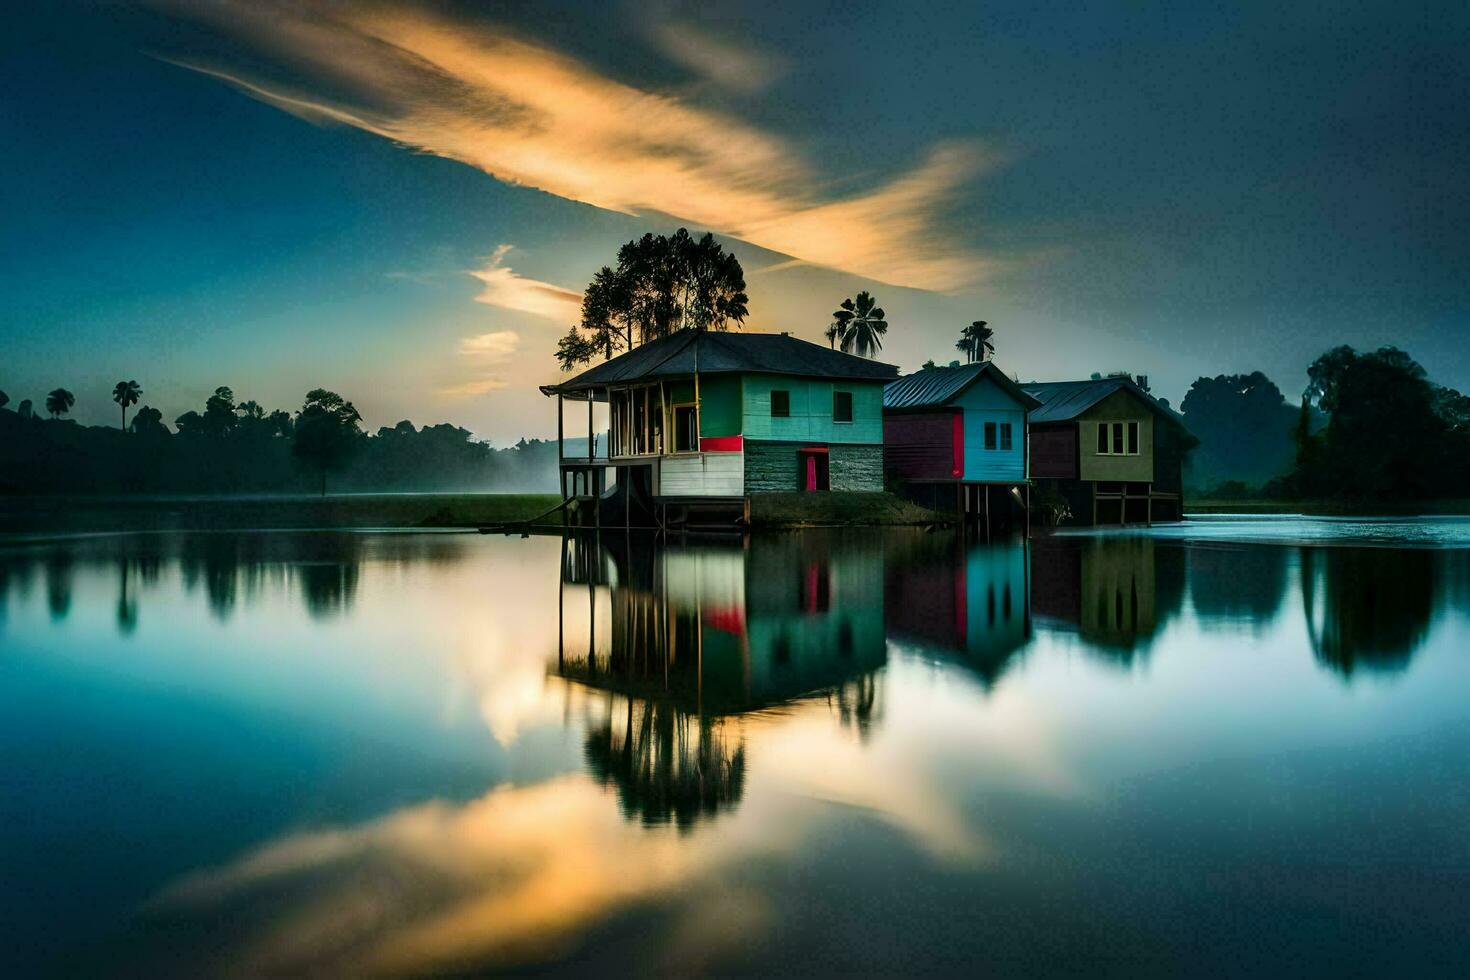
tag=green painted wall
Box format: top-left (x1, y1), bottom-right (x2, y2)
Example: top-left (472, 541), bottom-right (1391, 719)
top-left (698, 375), bottom-right (743, 438)
top-left (741, 374), bottom-right (884, 444)
top-left (1078, 389), bottom-right (1154, 482)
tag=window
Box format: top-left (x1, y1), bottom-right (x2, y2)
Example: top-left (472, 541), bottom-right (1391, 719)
top-left (1000, 422), bottom-right (1013, 451)
top-left (833, 390), bottom-right (853, 423)
top-left (984, 422), bottom-right (997, 450)
top-left (673, 404), bottom-right (698, 452)
top-left (771, 389), bottom-right (790, 417)
top-left (1096, 420), bottom-right (1142, 456)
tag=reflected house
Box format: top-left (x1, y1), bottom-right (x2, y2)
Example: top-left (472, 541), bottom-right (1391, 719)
top-left (885, 531), bottom-right (1031, 689)
top-left (1031, 536), bottom-right (1186, 660)
top-left (555, 532), bottom-right (888, 825)
top-left (1023, 377), bottom-right (1196, 525)
top-left (1301, 547), bottom-right (1434, 678)
top-left (540, 332), bottom-right (898, 526)
top-left (882, 361), bottom-right (1042, 528)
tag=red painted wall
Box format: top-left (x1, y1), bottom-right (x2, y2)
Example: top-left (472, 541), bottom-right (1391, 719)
top-left (1029, 425), bottom-right (1078, 478)
top-left (884, 411), bottom-right (961, 480)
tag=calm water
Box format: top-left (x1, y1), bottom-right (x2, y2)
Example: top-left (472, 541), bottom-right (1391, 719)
top-left (2, 522), bottom-right (1468, 977)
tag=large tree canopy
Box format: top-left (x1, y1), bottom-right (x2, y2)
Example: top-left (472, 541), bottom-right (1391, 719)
top-left (1180, 371), bottom-right (1300, 491)
top-left (556, 229), bottom-right (748, 371)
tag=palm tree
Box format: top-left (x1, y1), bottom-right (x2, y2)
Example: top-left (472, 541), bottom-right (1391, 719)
top-left (830, 291), bottom-right (888, 358)
top-left (45, 388), bottom-right (75, 419)
top-left (112, 380), bottom-right (142, 430)
top-left (956, 320), bottom-right (995, 364)
top-left (824, 322), bottom-right (841, 349)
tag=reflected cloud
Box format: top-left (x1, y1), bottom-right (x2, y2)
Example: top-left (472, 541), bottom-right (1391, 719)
top-left (148, 775), bottom-right (769, 976)
top-left (160, 1), bottom-right (997, 290)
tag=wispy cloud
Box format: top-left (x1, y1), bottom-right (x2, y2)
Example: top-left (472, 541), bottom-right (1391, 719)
top-left (467, 245), bottom-right (582, 321)
top-left (438, 376), bottom-right (509, 397)
top-left (457, 329), bottom-right (521, 362)
top-left (159, 1), bottom-right (998, 291)
top-left (441, 329), bottom-right (520, 397)
top-left (650, 22), bottom-right (788, 95)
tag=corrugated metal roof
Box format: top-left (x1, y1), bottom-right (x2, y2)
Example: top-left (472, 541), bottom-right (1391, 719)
top-left (884, 361), bottom-right (1041, 411)
top-left (542, 331), bottom-right (898, 396)
top-left (1023, 377), bottom-right (1189, 430)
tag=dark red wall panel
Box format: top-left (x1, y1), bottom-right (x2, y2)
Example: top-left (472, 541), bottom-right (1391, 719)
top-left (884, 411), bottom-right (960, 480)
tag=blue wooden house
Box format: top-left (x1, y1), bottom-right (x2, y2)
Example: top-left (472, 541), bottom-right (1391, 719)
top-left (882, 361), bottom-right (1041, 526)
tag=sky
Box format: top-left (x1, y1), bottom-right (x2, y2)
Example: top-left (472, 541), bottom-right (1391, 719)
top-left (2, 0), bottom-right (1466, 444)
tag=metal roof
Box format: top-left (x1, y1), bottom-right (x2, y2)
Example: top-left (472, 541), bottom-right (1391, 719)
top-left (1022, 377), bottom-right (1190, 430)
top-left (541, 331), bottom-right (898, 397)
top-left (884, 361), bottom-right (1042, 411)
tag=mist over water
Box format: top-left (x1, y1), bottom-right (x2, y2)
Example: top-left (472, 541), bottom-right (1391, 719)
top-left (2, 522), bottom-right (1468, 976)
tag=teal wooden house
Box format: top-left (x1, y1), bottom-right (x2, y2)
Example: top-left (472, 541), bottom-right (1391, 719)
top-left (541, 331), bottom-right (898, 524)
top-left (882, 361), bottom-right (1041, 525)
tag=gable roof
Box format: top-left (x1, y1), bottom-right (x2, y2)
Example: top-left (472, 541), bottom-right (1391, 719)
top-left (541, 331), bottom-right (899, 397)
top-left (1023, 377), bottom-right (1190, 431)
top-left (884, 361), bottom-right (1042, 411)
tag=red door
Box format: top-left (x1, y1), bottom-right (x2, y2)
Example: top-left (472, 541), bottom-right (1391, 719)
top-left (805, 453), bottom-right (818, 491)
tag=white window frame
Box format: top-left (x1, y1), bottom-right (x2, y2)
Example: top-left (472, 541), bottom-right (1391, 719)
top-left (1095, 420), bottom-right (1141, 456)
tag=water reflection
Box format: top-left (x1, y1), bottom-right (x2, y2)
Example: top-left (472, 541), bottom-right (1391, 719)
top-left (3, 525), bottom-right (1469, 975)
top-left (1302, 547), bottom-right (1435, 678)
top-left (554, 532), bottom-right (888, 828)
top-left (1031, 536), bottom-right (1186, 663)
top-left (886, 531), bottom-right (1030, 689)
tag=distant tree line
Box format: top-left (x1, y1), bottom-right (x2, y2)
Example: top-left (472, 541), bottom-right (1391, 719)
top-left (0, 383), bottom-right (560, 496)
top-left (1179, 346), bottom-right (1470, 501)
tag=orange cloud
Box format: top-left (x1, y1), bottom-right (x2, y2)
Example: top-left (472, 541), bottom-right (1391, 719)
top-left (161, 1), bottom-right (998, 291)
top-left (438, 376), bottom-right (509, 397)
top-left (468, 245), bottom-right (582, 321)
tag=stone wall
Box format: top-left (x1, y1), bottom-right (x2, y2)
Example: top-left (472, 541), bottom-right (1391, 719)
top-left (829, 444), bottom-right (884, 491)
top-left (744, 441), bottom-right (884, 493)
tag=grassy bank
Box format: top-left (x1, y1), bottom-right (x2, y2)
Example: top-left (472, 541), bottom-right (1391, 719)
top-left (0, 493), bottom-right (563, 535)
top-left (748, 492), bottom-right (945, 528)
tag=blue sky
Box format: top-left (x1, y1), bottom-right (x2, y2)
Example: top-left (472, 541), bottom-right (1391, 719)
top-left (2, 0), bottom-right (1466, 444)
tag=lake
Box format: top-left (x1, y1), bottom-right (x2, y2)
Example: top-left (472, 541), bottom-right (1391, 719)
top-left (2, 521), bottom-right (1468, 976)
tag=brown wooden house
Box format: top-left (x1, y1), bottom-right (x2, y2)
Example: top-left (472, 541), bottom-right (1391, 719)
top-left (1022, 377), bottom-right (1196, 525)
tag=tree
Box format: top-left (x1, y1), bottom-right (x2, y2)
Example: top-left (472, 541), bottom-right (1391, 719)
top-left (45, 388), bottom-right (75, 419)
top-left (1179, 372), bottom-right (1299, 490)
top-left (292, 389), bottom-right (364, 495)
top-left (17, 399), bottom-right (33, 420)
top-left (130, 405), bottom-right (168, 438)
top-left (955, 320), bottom-right (995, 363)
top-left (112, 380), bottom-right (142, 430)
top-left (236, 399), bottom-right (265, 420)
top-left (556, 228), bottom-right (748, 370)
top-left (203, 386), bottom-right (237, 438)
top-left (830, 291), bottom-right (888, 358)
top-left (0, 390), bottom-right (9, 411)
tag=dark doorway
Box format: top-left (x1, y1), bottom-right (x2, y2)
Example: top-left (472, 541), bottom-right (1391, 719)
top-left (800, 450), bottom-right (830, 491)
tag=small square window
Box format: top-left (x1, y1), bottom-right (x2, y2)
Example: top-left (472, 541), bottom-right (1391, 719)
top-left (1112, 422), bottom-right (1125, 455)
top-left (984, 422), bottom-right (997, 450)
top-left (1000, 422), bottom-right (1013, 451)
top-left (771, 390), bottom-right (790, 417)
top-left (833, 390), bottom-right (853, 423)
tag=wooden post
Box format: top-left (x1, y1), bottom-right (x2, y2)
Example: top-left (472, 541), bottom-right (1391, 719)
top-left (1025, 483), bottom-right (1031, 539)
top-left (985, 484), bottom-right (991, 540)
top-left (557, 393), bottom-right (565, 499)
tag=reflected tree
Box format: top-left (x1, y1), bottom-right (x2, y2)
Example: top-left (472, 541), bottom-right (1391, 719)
top-left (584, 696), bottom-right (746, 831)
top-left (1188, 544), bottom-right (1288, 627)
top-left (44, 552), bottom-right (73, 621)
top-left (1301, 547), bottom-right (1433, 678)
